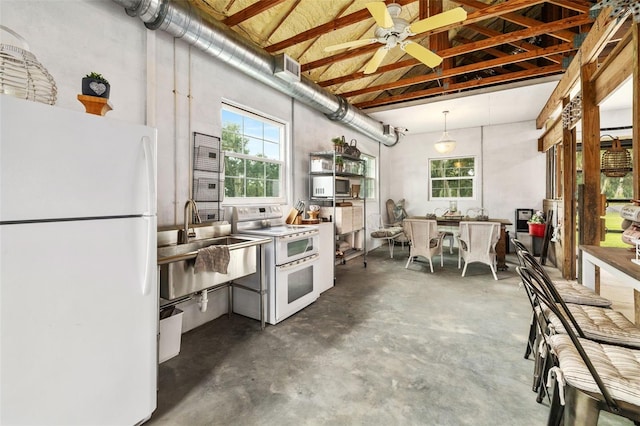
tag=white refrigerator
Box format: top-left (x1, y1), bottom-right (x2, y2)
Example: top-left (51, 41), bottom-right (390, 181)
top-left (0, 96), bottom-right (158, 425)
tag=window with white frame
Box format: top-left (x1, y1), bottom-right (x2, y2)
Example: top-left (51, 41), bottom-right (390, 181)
top-left (429, 157), bottom-right (476, 199)
top-left (221, 105), bottom-right (286, 201)
top-left (361, 153), bottom-right (376, 199)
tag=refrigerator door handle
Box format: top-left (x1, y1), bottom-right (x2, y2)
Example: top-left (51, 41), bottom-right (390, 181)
top-left (142, 216), bottom-right (153, 296)
top-left (142, 135), bottom-right (156, 215)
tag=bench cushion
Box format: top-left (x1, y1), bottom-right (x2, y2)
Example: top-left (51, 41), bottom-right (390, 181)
top-left (544, 303), bottom-right (640, 349)
top-left (549, 334), bottom-right (640, 406)
top-left (371, 226), bottom-right (404, 238)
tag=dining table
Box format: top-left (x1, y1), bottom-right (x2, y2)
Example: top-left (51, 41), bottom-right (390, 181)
top-left (410, 216), bottom-right (513, 270)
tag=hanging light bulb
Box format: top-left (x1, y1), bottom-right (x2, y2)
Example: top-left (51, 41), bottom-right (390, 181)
top-left (434, 110), bottom-right (456, 154)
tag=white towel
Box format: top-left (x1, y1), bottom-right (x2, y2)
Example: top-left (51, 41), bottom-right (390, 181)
top-left (194, 245), bottom-right (230, 274)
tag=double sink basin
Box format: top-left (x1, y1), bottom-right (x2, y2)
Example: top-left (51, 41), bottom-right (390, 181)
top-left (158, 234), bottom-right (270, 300)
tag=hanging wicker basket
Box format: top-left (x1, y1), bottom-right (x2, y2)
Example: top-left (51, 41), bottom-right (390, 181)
top-left (601, 137), bottom-right (632, 178)
top-left (0, 25), bottom-right (57, 105)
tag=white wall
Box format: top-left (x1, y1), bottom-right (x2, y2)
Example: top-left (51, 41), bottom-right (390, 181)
top-left (0, 0), bottom-right (383, 331)
top-left (0, 0), bottom-right (548, 330)
top-left (382, 120), bottom-right (547, 236)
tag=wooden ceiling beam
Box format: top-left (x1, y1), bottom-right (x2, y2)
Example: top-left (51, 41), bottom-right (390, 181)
top-left (444, 13), bottom-right (592, 56)
top-left (536, 7), bottom-right (627, 128)
top-left (222, 0), bottom-right (289, 27)
top-left (466, 23), bottom-right (564, 63)
top-left (316, 13), bottom-right (588, 79)
top-left (453, 35), bottom-right (538, 70)
top-left (545, 0), bottom-right (592, 13)
top-left (304, 12), bottom-right (589, 72)
top-left (340, 42), bottom-right (572, 97)
top-left (354, 64), bottom-right (563, 108)
top-left (592, 28), bottom-right (633, 105)
top-left (269, 0), bottom-right (545, 54)
top-left (265, 0), bottom-right (416, 53)
top-left (456, 0), bottom-right (577, 42)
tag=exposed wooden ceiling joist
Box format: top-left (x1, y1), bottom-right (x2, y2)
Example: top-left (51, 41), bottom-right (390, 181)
top-left (191, 0), bottom-right (598, 108)
top-left (354, 64), bottom-right (564, 108)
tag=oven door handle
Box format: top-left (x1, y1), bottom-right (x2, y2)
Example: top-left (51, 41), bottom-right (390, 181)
top-left (277, 253), bottom-right (319, 270)
top-left (279, 230), bottom-right (319, 240)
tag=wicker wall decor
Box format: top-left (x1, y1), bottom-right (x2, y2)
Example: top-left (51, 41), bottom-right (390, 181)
top-left (0, 25), bottom-right (57, 105)
top-left (601, 135), bottom-right (632, 177)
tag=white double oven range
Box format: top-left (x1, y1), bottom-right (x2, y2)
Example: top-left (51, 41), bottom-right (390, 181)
top-left (230, 205), bottom-right (320, 325)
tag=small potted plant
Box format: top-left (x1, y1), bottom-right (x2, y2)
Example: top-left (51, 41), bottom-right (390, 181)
top-left (335, 156), bottom-right (344, 173)
top-left (332, 136), bottom-right (346, 154)
top-left (82, 72), bottom-right (110, 99)
top-left (528, 210), bottom-right (546, 237)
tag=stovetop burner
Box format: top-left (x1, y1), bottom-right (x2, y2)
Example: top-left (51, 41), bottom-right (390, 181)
top-left (230, 205), bottom-right (318, 237)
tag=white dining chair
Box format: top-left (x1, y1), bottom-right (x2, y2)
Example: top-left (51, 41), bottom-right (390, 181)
top-left (404, 218), bottom-right (445, 273)
top-left (457, 221), bottom-right (500, 280)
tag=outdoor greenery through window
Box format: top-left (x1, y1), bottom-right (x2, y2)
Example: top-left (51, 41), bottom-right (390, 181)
top-left (361, 154), bottom-right (376, 199)
top-left (576, 139), bottom-right (633, 247)
top-left (429, 157), bottom-right (476, 199)
top-left (221, 105), bottom-right (285, 200)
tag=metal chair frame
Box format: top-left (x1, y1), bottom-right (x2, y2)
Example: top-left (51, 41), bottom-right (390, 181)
top-left (517, 267), bottom-right (640, 426)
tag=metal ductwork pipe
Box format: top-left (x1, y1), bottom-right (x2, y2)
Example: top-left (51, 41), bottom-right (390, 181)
top-left (113, 0), bottom-right (400, 146)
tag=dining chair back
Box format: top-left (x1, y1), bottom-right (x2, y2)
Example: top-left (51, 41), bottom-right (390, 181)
top-left (404, 218), bottom-right (444, 273)
top-left (457, 221), bottom-right (500, 280)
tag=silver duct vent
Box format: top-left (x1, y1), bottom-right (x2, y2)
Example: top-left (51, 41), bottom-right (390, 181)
top-left (113, 0), bottom-right (400, 146)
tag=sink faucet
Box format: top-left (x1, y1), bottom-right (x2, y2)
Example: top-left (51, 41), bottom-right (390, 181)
top-left (181, 199), bottom-right (202, 244)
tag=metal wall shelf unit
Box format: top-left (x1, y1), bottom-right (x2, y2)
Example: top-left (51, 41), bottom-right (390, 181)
top-left (309, 151), bottom-right (366, 269)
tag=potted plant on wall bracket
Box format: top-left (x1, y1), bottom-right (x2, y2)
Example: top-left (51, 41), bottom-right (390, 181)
top-left (528, 210), bottom-right (546, 237)
top-left (82, 72), bottom-right (110, 99)
top-left (334, 156), bottom-right (344, 173)
top-left (332, 136), bottom-right (346, 154)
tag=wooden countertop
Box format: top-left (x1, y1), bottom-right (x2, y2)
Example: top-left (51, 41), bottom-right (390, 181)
top-left (580, 245), bottom-right (640, 280)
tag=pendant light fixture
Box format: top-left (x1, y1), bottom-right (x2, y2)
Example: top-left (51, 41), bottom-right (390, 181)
top-left (434, 110), bottom-right (456, 154)
top-left (601, 135), bottom-right (632, 177)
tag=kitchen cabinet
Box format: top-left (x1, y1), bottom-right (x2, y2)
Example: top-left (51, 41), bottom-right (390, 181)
top-left (309, 151), bottom-right (366, 268)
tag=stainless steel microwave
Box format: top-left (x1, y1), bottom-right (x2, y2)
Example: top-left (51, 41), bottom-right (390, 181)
top-left (312, 176), bottom-right (351, 198)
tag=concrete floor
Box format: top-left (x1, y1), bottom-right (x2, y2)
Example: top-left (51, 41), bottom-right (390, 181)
top-left (148, 247), bottom-right (632, 425)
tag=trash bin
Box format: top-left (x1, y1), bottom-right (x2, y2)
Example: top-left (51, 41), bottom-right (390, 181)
top-left (159, 307), bottom-right (183, 363)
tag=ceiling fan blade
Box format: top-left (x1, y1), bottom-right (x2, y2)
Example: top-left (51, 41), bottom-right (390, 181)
top-left (408, 7), bottom-right (467, 35)
top-left (324, 39), bottom-right (377, 52)
top-left (363, 47), bottom-right (388, 74)
top-left (402, 41), bottom-right (443, 68)
top-left (366, 2), bottom-right (394, 29)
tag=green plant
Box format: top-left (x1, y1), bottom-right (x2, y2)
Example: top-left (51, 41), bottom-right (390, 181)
top-left (528, 210), bottom-right (545, 224)
top-left (85, 72), bottom-right (109, 85)
top-left (332, 136), bottom-right (345, 146)
top-left (335, 156), bottom-right (344, 165)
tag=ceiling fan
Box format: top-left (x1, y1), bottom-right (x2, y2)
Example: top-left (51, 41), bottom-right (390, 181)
top-left (324, 2), bottom-right (467, 74)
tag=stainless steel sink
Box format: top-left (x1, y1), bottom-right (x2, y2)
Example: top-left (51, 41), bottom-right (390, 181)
top-left (158, 235), bottom-right (270, 300)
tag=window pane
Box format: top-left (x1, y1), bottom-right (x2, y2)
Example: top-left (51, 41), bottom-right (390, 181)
top-left (264, 141), bottom-right (279, 160)
top-left (222, 109), bottom-right (242, 129)
top-left (429, 156), bottom-right (475, 200)
top-left (222, 105), bottom-right (285, 200)
top-left (266, 162), bottom-right (280, 179)
top-left (222, 124), bottom-right (247, 153)
top-left (244, 116), bottom-right (263, 139)
top-left (264, 124), bottom-right (280, 142)
top-left (246, 178), bottom-right (264, 197)
top-left (246, 159), bottom-right (264, 178)
top-left (225, 177), bottom-right (244, 198)
top-left (245, 137), bottom-right (264, 157)
top-left (266, 179), bottom-right (279, 197)
top-left (224, 157), bottom-right (244, 177)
